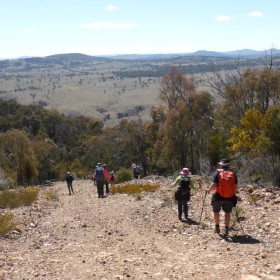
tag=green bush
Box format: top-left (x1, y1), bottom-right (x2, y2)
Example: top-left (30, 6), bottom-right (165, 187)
top-left (115, 167), bottom-right (132, 183)
top-left (0, 187), bottom-right (39, 209)
top-left (0, 213), bottom-right (17, 235)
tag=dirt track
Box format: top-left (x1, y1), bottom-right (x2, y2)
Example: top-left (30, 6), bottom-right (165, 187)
top-left (1, 176), bottom-right (280, 280)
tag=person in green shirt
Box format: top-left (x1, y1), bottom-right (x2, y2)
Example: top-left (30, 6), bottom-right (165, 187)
top-left (173, 168), bottom-right (198, 221)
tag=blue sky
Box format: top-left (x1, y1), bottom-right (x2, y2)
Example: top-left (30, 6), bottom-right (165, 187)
top-left (1, 0), bottom-right (279, 58)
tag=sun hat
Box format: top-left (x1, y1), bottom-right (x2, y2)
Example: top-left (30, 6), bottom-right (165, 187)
top-left (132, 163), bottom-right (136, 168)
top-left (181, 167), bottom-right (191, 176)
top-left (218, 159), bottom-right (231, 166)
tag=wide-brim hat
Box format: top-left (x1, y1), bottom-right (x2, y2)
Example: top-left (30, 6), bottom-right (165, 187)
top-left (181, 168), bottom-right (191, 176)
top-left (218, 159), bottom-right (231, 166)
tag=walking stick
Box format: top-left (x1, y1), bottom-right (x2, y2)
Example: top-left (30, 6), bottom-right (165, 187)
top-left (199, 189), bottom-right (208, 224)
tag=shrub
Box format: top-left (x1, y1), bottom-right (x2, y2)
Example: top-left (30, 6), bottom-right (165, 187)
top-left (0, 213), bottom-right (17, 236)
top-left (231, 205), bottom-right (245, 226)
top-left (110, 183), bottom-right (159, 195)
top-left (21, 187), bottom-right (39, 206)
top-left (0, 187), bottom-right (39, 209)
top-left (0, 177), bottom-right (15, 191)
top-left (44, 189), bottom-right (59, 201)
top-left (115, 167), bottom-right (132, 183)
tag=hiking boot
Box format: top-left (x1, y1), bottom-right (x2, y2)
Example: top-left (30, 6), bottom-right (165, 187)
top-left (214, 225), bottom-right (220, 234)
top-left (223, 227), bottom-right (229, 236)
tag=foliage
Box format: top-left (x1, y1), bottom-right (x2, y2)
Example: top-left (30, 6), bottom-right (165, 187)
top-left (0, 65), bottom-right (279, 186)
top-left (0, 213), bottom-right (17, 236)
top-left (115, 167), bottom-right (132, 183)
top-left (228, 106), bottom-right (280, 186)
top-left (0, 187), bottom-right (39, 208)
top-left (110, 183), bottom-right (160, 195)
top-left (0, 129), bottom-right (38, 185)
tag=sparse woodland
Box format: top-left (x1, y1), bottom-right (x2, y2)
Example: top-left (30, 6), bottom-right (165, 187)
top-left (0, 54), bottom-right (279, 188)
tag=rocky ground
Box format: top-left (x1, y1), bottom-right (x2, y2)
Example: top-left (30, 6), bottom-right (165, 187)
top-left (0, 175), bottom-right (280, 280)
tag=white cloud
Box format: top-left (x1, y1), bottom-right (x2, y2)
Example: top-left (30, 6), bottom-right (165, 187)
top-left (106, 4), bottom-right (118, 11)
top-left (23, 28), bottom-right (36, 33)
top-left (215, 15), bottom-right (231, 22)
top-left (80, 22), bottom-right (139, 29)
top-left (248, 11), bottom-right (263, 17)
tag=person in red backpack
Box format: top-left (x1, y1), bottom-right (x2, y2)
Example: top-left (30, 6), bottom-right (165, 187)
top-left (207, 159), bottom-right (238, 236)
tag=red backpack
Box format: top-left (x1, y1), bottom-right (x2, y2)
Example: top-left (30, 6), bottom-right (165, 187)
top-left (216, 169), bottom-right (236, 198)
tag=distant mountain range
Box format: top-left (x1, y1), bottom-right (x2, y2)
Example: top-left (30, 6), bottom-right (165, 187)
top-left (104, 48), bottom-right (280, 60)
top-left (1, 48), bottom-right (280, 61)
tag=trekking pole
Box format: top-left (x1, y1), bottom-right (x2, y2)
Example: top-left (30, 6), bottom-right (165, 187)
top-left (199, 188), bottom-right (208, 224)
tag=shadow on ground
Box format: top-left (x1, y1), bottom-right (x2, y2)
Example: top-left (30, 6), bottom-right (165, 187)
top-left (224, 234), bottom-right (261, 244)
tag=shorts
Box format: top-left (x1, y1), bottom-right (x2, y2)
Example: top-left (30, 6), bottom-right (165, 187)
top-left (212, 199), bottom-right (233, 213)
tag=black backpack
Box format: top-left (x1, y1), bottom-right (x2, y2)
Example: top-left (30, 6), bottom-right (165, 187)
top-left (175, 177), bottom-right (191, 201)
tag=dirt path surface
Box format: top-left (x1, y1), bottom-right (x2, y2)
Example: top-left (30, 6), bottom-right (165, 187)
top-left (1, 176), bottom-right (280, 280)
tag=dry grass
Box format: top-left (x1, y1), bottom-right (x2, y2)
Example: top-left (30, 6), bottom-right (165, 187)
top-left (0, 187), bottom-right (39, 209)
top-left (0, 213), bottom-right (17, 236)
top-left (44, 188), bottom-right (59, 201)
top-left (110, 183), bottom-right (160, 195)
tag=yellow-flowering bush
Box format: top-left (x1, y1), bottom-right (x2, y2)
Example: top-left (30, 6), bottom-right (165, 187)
top-left (0, 213), bottom-right (17, 235)
top-left (110, 183), bottom-right (159, 195)
top-left (0, 187), bottom-right (39, 209)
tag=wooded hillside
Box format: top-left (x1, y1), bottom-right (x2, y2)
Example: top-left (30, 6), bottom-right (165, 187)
top-left (0, 60), bottom-right (279, 188)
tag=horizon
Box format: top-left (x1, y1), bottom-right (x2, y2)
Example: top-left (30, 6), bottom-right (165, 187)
top-left (1, 0), bottom-right (279, 59)
top-left (2, 47), bottom-right (278, 61)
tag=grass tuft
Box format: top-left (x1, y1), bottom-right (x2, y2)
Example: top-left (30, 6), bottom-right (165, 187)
top-left (0, 187), bottom-right (39, 209)
top-left (231, 205), bottom-right (245, 226)
top-left (0, 213), bottom-right (17, 236)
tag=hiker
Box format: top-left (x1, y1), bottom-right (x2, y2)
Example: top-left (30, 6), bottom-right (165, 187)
top-left (109, 171), bottom-right (116, 186)
top-left (173, 168), bottom-right (198, 221)
top-left (95, 163), bottom-right (105, 198)
top-left (207, 159), bottom-right (238, 236)
top-left (132, 163), bottom-right (142, 185)
top-left (102, 164), bottom-right (110, 195)
top-left (65, 171), bottom-right (74, 195)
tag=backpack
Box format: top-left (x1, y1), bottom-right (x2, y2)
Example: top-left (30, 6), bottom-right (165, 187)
top-left (134, 166), bottom-right (142, 176)
top-left (66, 174), bottom-right (73, 182)
top-left (95, 166), bottom-right (104, 181)
top-left (216, 169), bottom-right (236, 198)
top-left (175, 177), bottom-right (191, 201)
top-left (180, 177), bottom-right (191, 195)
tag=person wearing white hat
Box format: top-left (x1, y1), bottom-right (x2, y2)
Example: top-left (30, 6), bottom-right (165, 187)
top-left (65, 171), bottom-right (74, 195)
top-left (207, 159), bottom-right (238, 236)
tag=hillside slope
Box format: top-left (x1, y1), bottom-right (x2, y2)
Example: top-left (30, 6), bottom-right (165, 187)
top-left (1, 176), bottom-right (280, 280)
